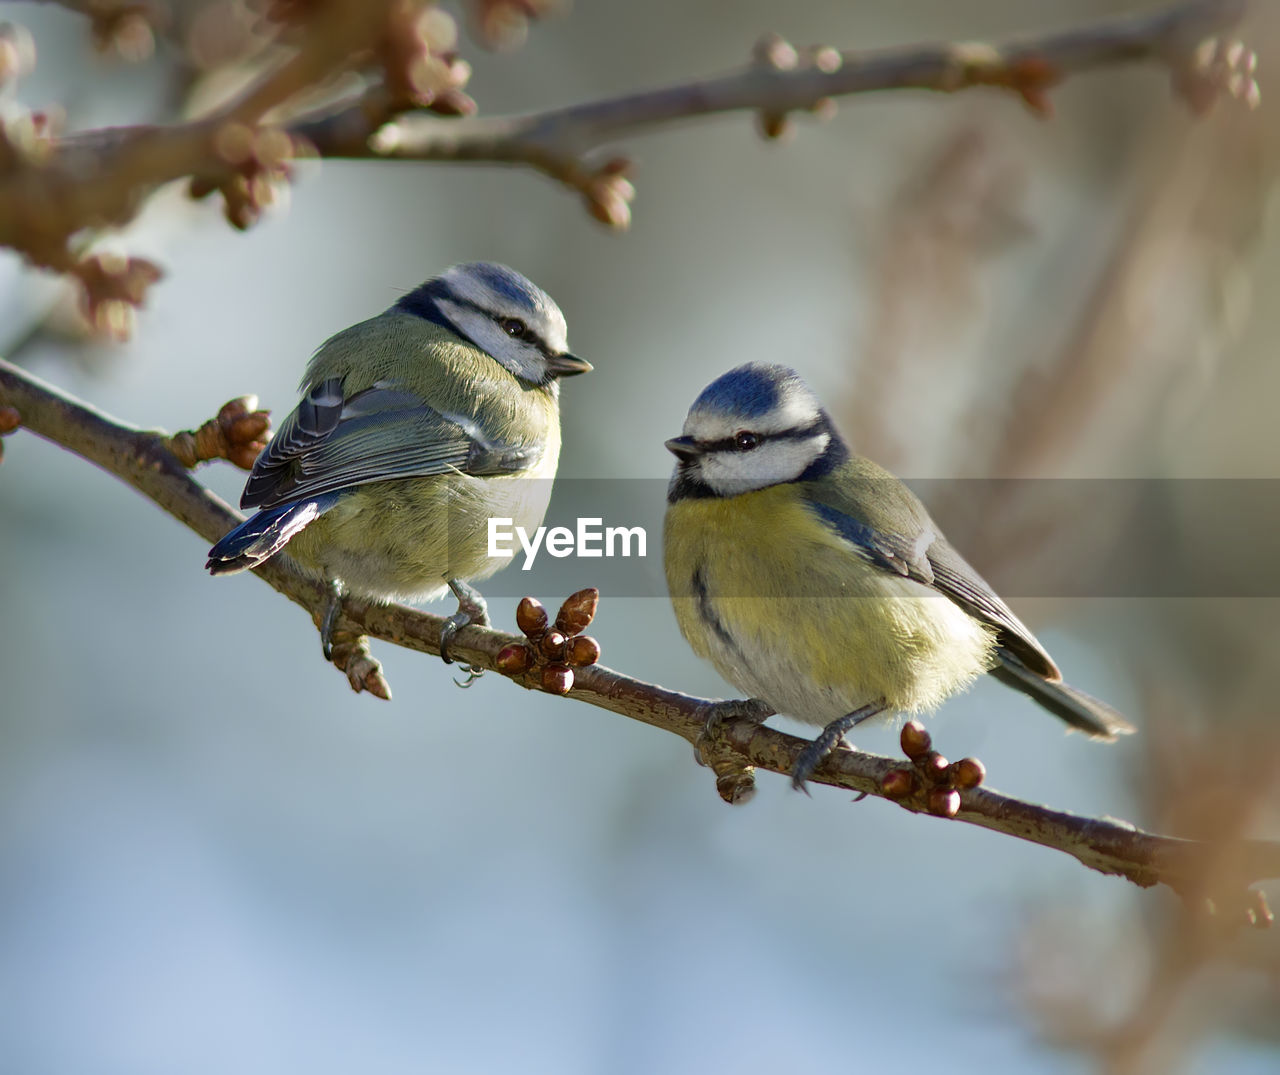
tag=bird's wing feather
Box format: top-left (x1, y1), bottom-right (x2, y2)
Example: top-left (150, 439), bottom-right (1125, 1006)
top-left (805, 499), bottom-right (935, 584)
top-left (241, 378), bottom-right (540, 510)
top-left (924, 539), bottom-right (1057, 677)
top-left (800, 466), bottom-right (1058, 678)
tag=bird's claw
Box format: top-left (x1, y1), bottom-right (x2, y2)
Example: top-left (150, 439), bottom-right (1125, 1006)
top-left (320, 578), bottom-right (344, 660)
top-left (453, 665), bottom-right (484, 688)
top-left (698, 697), bottom-right (774, 736)
top-left (439, 578), bottom-right (490, 665)
top-left (694, 698), bottom-right (773, 766)
top-left (790, 701), bottom-right (885, 794)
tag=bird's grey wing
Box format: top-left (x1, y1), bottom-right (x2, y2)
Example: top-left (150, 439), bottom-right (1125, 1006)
top-left (241, 377), bottom-right (540, 510)
top-left (801, 477), bottom-right (938, 584)
top-left (801, 478), bottom-right (1058, 678)
top-left (925, 538), bottom-right (1058, 678)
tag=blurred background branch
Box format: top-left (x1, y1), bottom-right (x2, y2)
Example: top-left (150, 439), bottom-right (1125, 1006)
top-left (0, 0), bottom-right (1259, 334)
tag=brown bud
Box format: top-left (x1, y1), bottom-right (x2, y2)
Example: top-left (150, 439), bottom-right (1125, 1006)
top-left (214, 121), bottom-right (256, 166)
top-left (716, 768), bottom-right (757, 806)
top-left (540, 630), bottom-right (567, 661)
top-left (229, 411), bottom-right (271, 442)
top-left (949, 757), bottom-right (986, 790)
top-left (217, 394), bottom-right (253, 419)
top-left (921, 752), bottom-right (949, 784)
top-left (555, 588), bottom-right (599, 635)
top-left (516, 596), bottom-right (548, 639)
top-left (227, 445), bottom-right (261, 470)
top-left (565, 635), bottom-right (601, 668)
top-left (585, 185), bottom-right (632, 231)
top-left (427, 87), bottom-right (477, 116)
top-left (880, 768), bottom-right (916, 799)
top-left (541, 664), bottom-right (574, 695)
top-left (752, 32), bottom-right (797, 71)
top-left (900, 720), bottom-right (931, 759)
top-left (927, 788), bottom-right (961, 818)
top-left (102, 12), bottom-right (156, 63)
top-left (495, 643), bottom-right (532, 676)
top-left (757, 111), bottom-right (792, 140)
top-left (0, 406), bottom-right (20, 434)
top-left (813, 46), bottom-right (842, 73)
top-left (809, 97), bottom-right (837, 121)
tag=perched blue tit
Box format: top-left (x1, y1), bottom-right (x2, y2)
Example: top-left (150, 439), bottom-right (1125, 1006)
top-left (664, 363), bottom-right (1133, 790)
top-left (207, 262), bottom-right (591, 660)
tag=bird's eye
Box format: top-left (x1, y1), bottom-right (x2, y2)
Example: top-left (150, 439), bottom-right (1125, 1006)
top-left (501, 318), bottom-right (528, 339)
top-left (734, 431), bottom-right (760, 451)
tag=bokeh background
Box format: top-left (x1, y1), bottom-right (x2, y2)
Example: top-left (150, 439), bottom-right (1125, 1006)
top-left (2, 1), bottom-right (1279, 1071)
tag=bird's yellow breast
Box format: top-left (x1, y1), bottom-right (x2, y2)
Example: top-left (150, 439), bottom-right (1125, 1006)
top-left (663, 486), bottom-right (997, 723)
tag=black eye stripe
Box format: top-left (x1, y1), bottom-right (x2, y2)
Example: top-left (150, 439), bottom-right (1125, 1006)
top-left (434, 291), bottom-right (555, 359)
top-left (697, 422), bottom-right (826, 454)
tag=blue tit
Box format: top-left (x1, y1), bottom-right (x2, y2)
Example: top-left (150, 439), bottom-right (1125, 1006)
top-left (663, 363), bottom-right (1133, 791)
top-left (207, 262), bottom-right (591, 661)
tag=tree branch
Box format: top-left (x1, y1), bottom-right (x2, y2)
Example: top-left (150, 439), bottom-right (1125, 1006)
top-left (349, 0), bottom-right (1256, 164)
top-left (2, 355), bottom-right (1277, 924)
top-left (0, 0), bottom-right (1260, 310)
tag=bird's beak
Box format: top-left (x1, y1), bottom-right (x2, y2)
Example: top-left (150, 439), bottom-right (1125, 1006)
top-left (664, 436), bottom-right (702, 462)
top-left (546, 352), bottom-right (592, 377)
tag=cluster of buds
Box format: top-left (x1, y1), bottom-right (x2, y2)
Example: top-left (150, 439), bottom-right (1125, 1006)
top-left (256, 1), bottom-right (475, 112)
top-left (86, 2), bottom-right (162, 62)
top-left (1175, 36), bottom-right (1261, 115)
top-left (582, 156), bottom-right (636, 231)
top-left (192, 122), bottom-right (306, 231)
top-left (378, 1), bottom-right (475, 113)
top-left (495, 588), bottom-right (601, 695)
top-left (469, 0), bottom-right (560, 52)
top-left (879, 720), bottom-right (985, 819)
top-left (751, 33), bottom-right (840, 141)
top-left (165, 395), bottom-right (271, 471)
top-left (0, 405), bottom-right (21, 465)
top-left (70, 252), bottom-right (164, 341)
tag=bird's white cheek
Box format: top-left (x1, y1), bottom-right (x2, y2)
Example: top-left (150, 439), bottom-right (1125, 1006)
top-left (702, 440), bottom-right (823, 495)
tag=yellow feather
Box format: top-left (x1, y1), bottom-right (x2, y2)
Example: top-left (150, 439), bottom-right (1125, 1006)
top-left (664, 486), bottom-right (996, 723)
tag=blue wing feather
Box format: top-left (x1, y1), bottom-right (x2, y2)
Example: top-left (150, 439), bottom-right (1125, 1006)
top-left (206, 493), bottom-right (342, 574)
top-left (800, 473), bottom-right (1057, 678)
top-left (240, 378), bottom-right (540, 511)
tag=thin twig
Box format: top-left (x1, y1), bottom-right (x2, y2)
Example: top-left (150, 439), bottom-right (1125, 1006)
top-left (302, 0), bottom-right (1258, 224)
top-left (0, 0), bottom-right (1258, 292)
top-left (3, 355), bottom-right (1278, 914)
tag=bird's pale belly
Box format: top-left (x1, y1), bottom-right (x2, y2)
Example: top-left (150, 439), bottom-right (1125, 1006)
top-left (665, 492), bottom-right (997, 725)
top-left (682, 584), bottom-right (997, 725)
top-left (288, 470), bottom-right (555, 602)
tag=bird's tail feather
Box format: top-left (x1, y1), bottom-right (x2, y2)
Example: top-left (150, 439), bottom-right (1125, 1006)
top-left (206, 495), bottom-right (337, 575)
top-left (991, 650), bottom-right (1134, 740)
